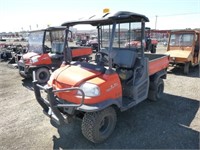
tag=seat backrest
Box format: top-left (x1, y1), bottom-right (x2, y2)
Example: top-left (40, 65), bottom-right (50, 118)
top-left (51, 42), bottom-right (64, 54)
top-left (112, 48), bottom-right (138, 68)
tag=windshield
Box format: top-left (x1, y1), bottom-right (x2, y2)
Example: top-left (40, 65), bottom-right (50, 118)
top-left (101, 22), bottom-right (142, 49)
top-left (28, 31), bottom-right (44, 54)
top-left (51, 30), bottom-right (65, 54)
top-left (169, 33), bottom-right (194, 47)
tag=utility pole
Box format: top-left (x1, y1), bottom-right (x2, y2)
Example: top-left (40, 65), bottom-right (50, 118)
top-left (155, 15), bottom-right (158, 30)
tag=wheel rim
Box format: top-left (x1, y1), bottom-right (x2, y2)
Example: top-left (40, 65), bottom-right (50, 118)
top-left (39, 71), bottom-right (47, 80)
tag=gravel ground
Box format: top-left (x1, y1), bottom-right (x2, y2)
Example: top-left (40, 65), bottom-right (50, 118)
top-left (0, 45), bottom-right (199, 149)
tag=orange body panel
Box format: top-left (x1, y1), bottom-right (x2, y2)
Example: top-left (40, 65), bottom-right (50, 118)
top-left (22, 52), bottom-right (39, 65)
top-left (23, 52), bottom-right (38, 60)
top-left (32, 53), bottom-right (52, 65)
top-left (22, 53), bottom-right (52, 65)
top-left (53, 65), bottom-right (101, 86)
top-left (167, 46), bottom-right (192, 51)
top-left (148, 56), bottom-right (169, 76)
top-left (72, 47), bottom-right (92, 57)
top-left (50, 65), bottom-right (122, 105)
top-left (165, 50), bottom-right (193, 63)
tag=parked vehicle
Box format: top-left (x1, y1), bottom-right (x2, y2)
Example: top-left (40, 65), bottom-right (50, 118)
top-left (0, 44), bottom-right (27, 62)
top-left (75, 39), bottom-right (88, 46)
top-left (165, 29), bottom-right (200, 74)
top-left (86, 36), bottom-right (98, 51)
top-left (125, 27), bottom-right (158, 53)
top-left (33, 11), bottom-right (169, 143)
top-left (17, 26), bottom-right (92, 83)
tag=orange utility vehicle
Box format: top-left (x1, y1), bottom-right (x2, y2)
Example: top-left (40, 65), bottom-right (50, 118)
top-left (165, 29), bottom-right (200, 74)
top-left (33, 11), bottom-right (169, 143)
top-left (18, 26), bottom-right (92, 83)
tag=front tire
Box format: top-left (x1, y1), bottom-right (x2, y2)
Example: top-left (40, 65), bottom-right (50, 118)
top-left (35, 67), bottom-right (50, 84)
top-left (81, 107), bottom-right (117, 143)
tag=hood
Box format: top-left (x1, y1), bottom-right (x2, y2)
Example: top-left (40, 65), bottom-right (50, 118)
top-left (165, 50), bottom-right (192, 59)
top-left (23, 52), bottom-right (39, 60)
top-left (52, 65), bottom-right (102, 87)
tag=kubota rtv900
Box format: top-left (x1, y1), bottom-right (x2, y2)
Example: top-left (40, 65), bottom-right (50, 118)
top-left (18, 26), bottom-right (92, 83)
top-left (33, 11), bottom-right (169, 143)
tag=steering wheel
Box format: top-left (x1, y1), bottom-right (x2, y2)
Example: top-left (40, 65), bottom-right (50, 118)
top-left (44, 45), bottom-right (51, 52)
top-left (95, 51), bottom-right (109, 65)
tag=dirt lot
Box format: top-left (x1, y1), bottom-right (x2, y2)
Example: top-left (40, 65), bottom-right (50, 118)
top-left (0, 45), bottom-right (200, 149)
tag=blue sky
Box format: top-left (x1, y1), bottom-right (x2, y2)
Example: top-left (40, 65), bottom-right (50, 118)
top-left (0, 0), bottom-right (200, 32)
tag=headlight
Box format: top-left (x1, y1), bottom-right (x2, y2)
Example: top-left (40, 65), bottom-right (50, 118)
top-left (31, 56), bottom-right (39, 63)
top-left (77, 82), bottom-right (100, 97)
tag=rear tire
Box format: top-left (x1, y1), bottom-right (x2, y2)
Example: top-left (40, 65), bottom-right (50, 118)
top-left (35, 67), bottom-right (50, 84)
top-left (81, 107), bottom-right (117, 143)
top-left (148, 78), bottom-right (164, 101)
top-left (150, 45), bottom-right (156, 53)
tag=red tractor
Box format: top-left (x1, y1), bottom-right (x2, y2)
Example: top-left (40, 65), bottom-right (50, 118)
top-left (125, 27), bottom-right (158, 53)
top-left (17, 26), bottom-right (92, 83)
top-left (33, 11), bottom-right (169, 143)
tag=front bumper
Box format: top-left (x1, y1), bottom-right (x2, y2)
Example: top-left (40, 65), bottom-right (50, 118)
top-left (18, 63), bottom-right (32, 78)
top-left (33, 80), bottom-right (85, 125)
top-left (19, 70), bottom-right (31, 78)
top-left (17, 55), bottom-right (32, 78)
top-left (33, 80), bottom-right (122, 125)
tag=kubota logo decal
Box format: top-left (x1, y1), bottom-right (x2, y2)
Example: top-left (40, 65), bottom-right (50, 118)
top-left (106, 83), bottom-right (118, 92)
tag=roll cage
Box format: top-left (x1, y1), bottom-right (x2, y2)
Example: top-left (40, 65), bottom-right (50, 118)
top-left (28, 26), bottom-right (66, 54)
top-left (61, 11), bottom-right (149, 70)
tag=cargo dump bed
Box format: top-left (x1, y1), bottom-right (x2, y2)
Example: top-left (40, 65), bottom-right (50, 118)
top-left (101, 48), bottom-right (169, 76)
top-left (145, 53), bottom-right (169, 76)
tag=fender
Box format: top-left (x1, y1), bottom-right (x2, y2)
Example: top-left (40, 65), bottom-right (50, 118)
top-left (29, 64), bottom-right (51, 70)
top-left (149, 69), bottom-right (167, 84)
top-left (77, 98), bottom-right (122, 113)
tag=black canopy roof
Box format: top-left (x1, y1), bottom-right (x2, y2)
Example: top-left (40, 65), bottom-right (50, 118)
top-left (29, 26), bottom-right (66, 33)
top-left (61, 11), bottom-right (149, 26)
top-left (45, 26), bottom-right (66, 31)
